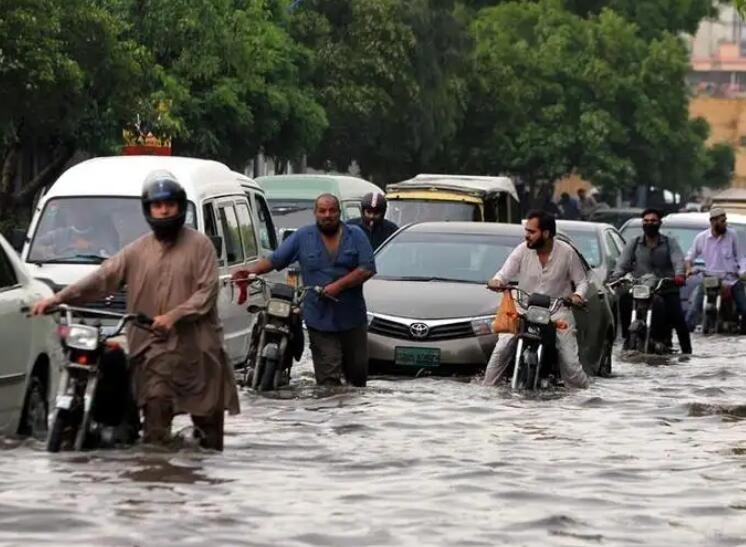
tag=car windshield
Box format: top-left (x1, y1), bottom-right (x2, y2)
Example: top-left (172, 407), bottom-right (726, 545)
top-left (620, 222), bottom-right (746, 263)
top-left (375, 231), bottom-right (521, 283)
top-left (28, 197), bottom-right (196, 263)
top-left (562, 230), bottom-right (601, 267)
top-left (268, 199), bottom-right (316, 229)
top-left (386, 199), bottom-right (481, 225)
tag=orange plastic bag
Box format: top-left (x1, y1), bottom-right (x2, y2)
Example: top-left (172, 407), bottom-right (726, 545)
top-left (492, 290), bottom-right (519, 334)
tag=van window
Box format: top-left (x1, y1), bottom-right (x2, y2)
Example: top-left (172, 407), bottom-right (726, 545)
top-left (0, 247), bottom-right (18, 289)
top-left (218, 204), bottom-right (244, 265)
top-left (235, 201), bottom-right (258, 260)
top-left (344, 202), bottom-right (361, 219)
top-left (254, 194), bottom-right (277, 251)
top-left (202, 202), bottom-right (223, 264)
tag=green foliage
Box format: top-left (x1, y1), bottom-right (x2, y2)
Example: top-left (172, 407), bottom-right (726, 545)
top-left (290, 0), bottom-right (470, 183)
top-left (439, 0), bottom-right (724, 194)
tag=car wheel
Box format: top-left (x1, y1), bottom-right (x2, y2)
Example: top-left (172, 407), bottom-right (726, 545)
top-left (18, 376), bottom-right (48, 441)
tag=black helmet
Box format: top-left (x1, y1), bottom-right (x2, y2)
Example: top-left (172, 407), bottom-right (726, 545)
top-left (361, 192), bottom-right (387, 215)
top-left (141, 170), bottom-right (187, 241)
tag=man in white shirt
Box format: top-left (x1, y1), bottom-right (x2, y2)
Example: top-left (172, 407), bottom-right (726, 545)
top-left (483, 210), bottom-right (590, 388)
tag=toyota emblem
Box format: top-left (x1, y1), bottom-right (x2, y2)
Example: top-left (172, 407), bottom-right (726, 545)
top-left (409, 322), bottom-right (430, 339)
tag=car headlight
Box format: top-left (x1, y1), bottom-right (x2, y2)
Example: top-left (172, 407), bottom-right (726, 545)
top-left (65, 325), bottom-right (99, 351)
top-left (470, 316), bottom-right (494, 336)
top-left (267, 299), bottom-right (291, 318)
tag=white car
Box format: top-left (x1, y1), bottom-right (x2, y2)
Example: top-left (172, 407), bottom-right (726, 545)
top-left (0, 234), bottom-right (60, 439)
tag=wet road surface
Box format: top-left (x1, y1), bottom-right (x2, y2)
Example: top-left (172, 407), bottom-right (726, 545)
top-left (2, 334), bottom-right (746, 546)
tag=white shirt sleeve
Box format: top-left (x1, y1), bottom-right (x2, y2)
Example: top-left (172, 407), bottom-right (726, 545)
top-left (493, 244), bottom-right (524, 284)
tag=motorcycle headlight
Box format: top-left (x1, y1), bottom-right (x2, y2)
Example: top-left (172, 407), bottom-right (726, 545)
top-left (267, 299), bottom-right (291, 318)
top-left (632, 284), bottom-right (651, 299)
top-left (526, 306), bottom-right (551, 325)
top-left (470, 316), bottom-right (494, 336)
top-left (65, 325), bottom-right (99, 351)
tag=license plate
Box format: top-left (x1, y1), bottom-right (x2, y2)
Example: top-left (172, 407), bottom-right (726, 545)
top-left (56, 395), bottom-right (73, 410)
top-left (394, 347), bottom-right (441, 367)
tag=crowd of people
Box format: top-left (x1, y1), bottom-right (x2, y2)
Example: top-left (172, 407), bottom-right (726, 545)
top-left (539, 187), bottom-right (610, 221)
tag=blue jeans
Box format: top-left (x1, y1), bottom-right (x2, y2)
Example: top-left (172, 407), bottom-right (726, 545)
top-left (686, 278), bottom-right (746, 331)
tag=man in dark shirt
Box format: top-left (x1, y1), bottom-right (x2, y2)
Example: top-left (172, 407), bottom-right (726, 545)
top-left (239, 193), bottom-right (376, 386)
top-left (347, 192), bottom-right (399, 250)
top-left (611, 208), bottom-right (691, 354)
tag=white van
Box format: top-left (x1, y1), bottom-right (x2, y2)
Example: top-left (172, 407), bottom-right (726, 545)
top-left (19, 155), bottom-right (279, 367)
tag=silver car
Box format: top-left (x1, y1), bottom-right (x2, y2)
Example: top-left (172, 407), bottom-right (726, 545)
top-left (365, 222), bottom-right (615, 376)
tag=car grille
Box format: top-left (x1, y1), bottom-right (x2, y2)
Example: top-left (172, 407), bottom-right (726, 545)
top-left (368, 316), bottom-right (474, 341)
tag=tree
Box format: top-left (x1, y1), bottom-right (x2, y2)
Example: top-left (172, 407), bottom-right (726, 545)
top-left (290, 0), bottom-right (470, 183)
top-left (0, 0), bottom-right (146, 226)
top-left (441, 0), bottom-right (724, 197)
top-left (116, 0), bottom-right (327, 169)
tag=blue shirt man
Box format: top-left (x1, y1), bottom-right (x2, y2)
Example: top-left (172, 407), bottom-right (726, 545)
top-left (240, 193), bottom-right (376, 386)
top-left (270, 223), bottom-right (376, 331)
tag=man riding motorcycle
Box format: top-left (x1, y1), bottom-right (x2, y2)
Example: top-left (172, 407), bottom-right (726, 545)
top-left (685, 207), bottom-right (746, 333)
top-left (346, 192), bottom-right (399, 250)
top-left (483, 209), bottom-right (589, 388)
top-left (611, 208), bottom-right (691, 354)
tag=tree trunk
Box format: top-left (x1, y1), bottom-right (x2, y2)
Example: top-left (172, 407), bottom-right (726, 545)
top-left (12, 144), bottom-right (75, 206)
top-left (0, 144), bottom-right (20, 218)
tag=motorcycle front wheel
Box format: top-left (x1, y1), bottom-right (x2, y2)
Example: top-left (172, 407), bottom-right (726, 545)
top-left (47, 409), bottom-right (72, 453)
top-left (259, 358), bottom-right (279, 391)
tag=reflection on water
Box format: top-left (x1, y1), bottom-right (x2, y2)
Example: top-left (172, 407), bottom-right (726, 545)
top-left (2, 334), bottom-right (746, 545)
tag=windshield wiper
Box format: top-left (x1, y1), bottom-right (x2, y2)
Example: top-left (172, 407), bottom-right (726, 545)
top-left (381, 275), bottom-right (479, 284)
top-left (41, 253), bottom-right (109, 264)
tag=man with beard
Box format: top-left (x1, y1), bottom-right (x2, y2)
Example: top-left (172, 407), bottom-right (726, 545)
top-left (347, 192), bottom-right (399, 250)
top-left (611, 208), bottom-right (691, 354)
top-left (32, 170), bottom-right (240, 450)
top-left (238, 193), bottom-right (375, 386)
top-left (684, 208), bottom-right (746, 333)
top-left (483, 209), bottom-right (590, 388)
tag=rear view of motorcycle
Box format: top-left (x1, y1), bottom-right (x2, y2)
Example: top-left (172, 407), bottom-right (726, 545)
top-left (45, 305), bottom-right (152, 452)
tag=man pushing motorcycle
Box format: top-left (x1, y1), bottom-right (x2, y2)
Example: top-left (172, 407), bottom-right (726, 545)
top-left (32, 171), bottom-right (240, 450)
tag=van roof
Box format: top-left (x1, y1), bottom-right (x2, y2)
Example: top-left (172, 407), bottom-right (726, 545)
top-left (44, 156), bottom-right (247, 203)
top-left (255, 174), bottom-right (381, 200)
top-left (386, 174), bottom-right (519, 201)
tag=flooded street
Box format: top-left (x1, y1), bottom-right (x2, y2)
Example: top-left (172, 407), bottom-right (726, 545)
top-left (2, 334), bottom-right (746, 546)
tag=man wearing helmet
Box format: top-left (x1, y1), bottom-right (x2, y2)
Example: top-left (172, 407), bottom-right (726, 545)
top-left (347, 192), bottom-right (399, 250)
top-left (32, 170), bottom-right (240, 450)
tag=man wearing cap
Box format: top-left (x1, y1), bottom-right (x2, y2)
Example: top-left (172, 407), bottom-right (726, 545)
top-left (685, 207), bottom-right (746, 332)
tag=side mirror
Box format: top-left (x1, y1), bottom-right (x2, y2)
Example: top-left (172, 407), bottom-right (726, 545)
top-left (280, 228), bottom-right (296, 243)
top-left (210, 235), bottom-right (223, 256)
top-left (11, 228), bottom-right (26, 253)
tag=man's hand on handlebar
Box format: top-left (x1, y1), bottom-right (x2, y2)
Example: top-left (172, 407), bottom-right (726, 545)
top-left (487, 278), bottom-right (506, 292)
top-left (151, 314), bottom-right (175, 337)
top-left (322, 282), bottom-right (343, 299)
top-left (569, 293), bottom-right (584, 307)
top-left (31, 296), bottom-right (58, 316)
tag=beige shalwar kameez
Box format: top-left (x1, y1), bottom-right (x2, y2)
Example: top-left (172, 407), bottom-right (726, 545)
top-left (56, 228), bottom-right (240, 445)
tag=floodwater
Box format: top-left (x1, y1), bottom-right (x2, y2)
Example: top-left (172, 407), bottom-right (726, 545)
top-left (2, 335), bottom-right (746, 546)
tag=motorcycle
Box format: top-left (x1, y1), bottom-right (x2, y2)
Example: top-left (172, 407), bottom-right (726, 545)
top-left (505, 288), bottom-right (579, 391)
top-left (238, 275), bottom-right (337, 391)
top-left (610, 273), bottom-right (675, 354)
top-left (699, 274), bottom-right (740, 334)
top-left (45, 304), bottom-right (152, 452)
